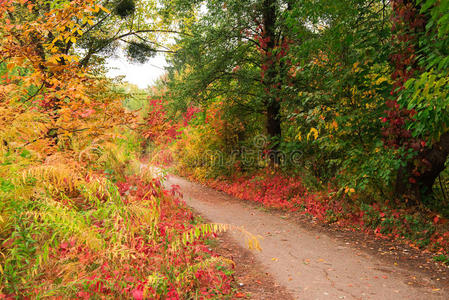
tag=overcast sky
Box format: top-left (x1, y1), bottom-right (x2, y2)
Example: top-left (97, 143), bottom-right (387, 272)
top-left (106, 52), bottom-right (168, 89)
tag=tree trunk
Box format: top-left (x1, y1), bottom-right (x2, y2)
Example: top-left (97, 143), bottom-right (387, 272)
top-left (396, 131), bottom-right (449, 204)
top-left (262, 0), bottom-right (282, 165)
top-left (266, 99), bottom-right (282, 154)
top-left (419, 132), bottom-right (449, 194)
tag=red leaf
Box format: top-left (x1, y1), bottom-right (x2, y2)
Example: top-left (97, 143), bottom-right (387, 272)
top-left (433, 215), bottom-right (440, 225)
top-left (132, 289), bottom-right (144, 300)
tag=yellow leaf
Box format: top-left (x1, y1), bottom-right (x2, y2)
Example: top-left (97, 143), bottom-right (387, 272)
top-left (375, 76), bottom-right (387, 85)
top-left (98, 5), bottom-right (111, 14)
top-left (48, 56), bottom-right (58, 64)
top-left (307, 128), bottom-right (319, 140)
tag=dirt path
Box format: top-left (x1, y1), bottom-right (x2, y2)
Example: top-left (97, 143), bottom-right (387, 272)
top-left (164, 174), bottom-right (449, 299)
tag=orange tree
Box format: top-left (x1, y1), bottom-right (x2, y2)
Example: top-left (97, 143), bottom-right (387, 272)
top-left (0, 0), bottom-right (131, 155)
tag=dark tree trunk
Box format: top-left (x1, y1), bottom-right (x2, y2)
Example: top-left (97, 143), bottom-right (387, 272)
top-left (266, 99), bottom-right (282, 148)
top-left (396, 132), bottom-right (449, 204)
top-left (262, 0), bottom-right (282, 165)
top-left (406, 132), bottom-right (449, 205)
top-left (419, 132), bottom-right (449, 193)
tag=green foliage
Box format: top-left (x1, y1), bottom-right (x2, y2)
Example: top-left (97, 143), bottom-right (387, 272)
top-left (418, 0), bottom-right (449, 39)
top-left (0, 134), bottom-right (132, 293)
top-left (281, 0), bottom-right (395, 194)
top-left (433, 254), bottom-right (449, 265)
top-left (360, 203), bottom-right (437, 247)
top-left (399, 1), bottom-right (449, 141)
top-left (402, 71), bottom-right (449, 139)
top-left (166, 0), bottom-right (284, 116)
top-left (160, 0), bottom-right (399, 199)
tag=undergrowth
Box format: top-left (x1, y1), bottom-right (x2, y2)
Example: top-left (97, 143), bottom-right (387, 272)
top-left (0, 131), bottom-right (238, 299)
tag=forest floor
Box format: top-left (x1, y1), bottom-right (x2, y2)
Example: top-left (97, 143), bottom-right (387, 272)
top-left (163, 173), bottom-right (449, 300)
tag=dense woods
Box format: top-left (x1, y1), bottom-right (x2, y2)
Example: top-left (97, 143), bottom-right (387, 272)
top-left (155, 0), bottom-right (449, 212)
top-left (1, 0), bottom-right (449, 298)
top-left (149, 0), bottom-right (449, 261)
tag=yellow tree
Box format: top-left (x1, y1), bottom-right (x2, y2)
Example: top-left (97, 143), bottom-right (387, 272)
top-left (0, 0), bottom-right (133, 158)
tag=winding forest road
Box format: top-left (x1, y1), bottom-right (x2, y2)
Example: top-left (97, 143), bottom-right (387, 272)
top-left (164, 174), bottom-right (448, 299)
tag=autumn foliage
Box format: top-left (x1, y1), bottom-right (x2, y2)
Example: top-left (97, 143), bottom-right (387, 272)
top-left (0, 1), bottom-right (236, 298)
top-left (142, 0), bottom-right (449, 260)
